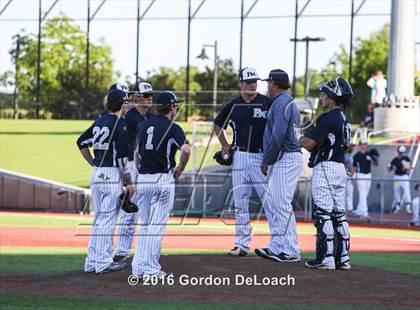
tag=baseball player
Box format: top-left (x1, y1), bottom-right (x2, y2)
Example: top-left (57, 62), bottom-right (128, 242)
top-left (255, 69), bottom-right (302, 262)
top-left (388, 146), bottom-right (412, 214)
top-left (76, 88), bottom-right (135, 274)
top-left (213, 67), bottom-right (271, 257)
top-left (299, 77), bottom-right (353, 271)
top-left (344, 144), bottom-right (356, 212)
top-left (132, 91), bottom-right (190, 278)
top-left (410, 184), bottom-right (419, 226)
top-left (352, 141), bottom-right (378, 219)
top-left (114, 82), bottom-right (154, 262)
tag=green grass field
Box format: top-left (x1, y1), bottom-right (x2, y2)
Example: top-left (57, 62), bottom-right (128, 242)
top-left (0, 119), bottom-right (222, 187)
top-left (1, 212), bottom-right (419, 309)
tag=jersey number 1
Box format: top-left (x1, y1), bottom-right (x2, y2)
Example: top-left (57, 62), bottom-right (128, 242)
top-left (145, 126), bottom-right (154, 150)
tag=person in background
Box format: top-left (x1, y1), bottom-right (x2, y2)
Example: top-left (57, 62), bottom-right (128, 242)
top-left (352, 141), bottom-right (378, 219)
top-left (410, 184), bottom-right (419, 227)
top-left (344, 144), bottom-right (356, 212)
top-left (388, 146), bottom-right (412, 214)
top-left (367, 71), bottom-right (387, 106)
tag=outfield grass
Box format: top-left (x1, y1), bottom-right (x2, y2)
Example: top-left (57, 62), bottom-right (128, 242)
top-left (0, 119), bottom-right (220, 187)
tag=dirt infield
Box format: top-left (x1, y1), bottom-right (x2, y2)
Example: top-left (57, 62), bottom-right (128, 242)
top-left (1, 255), bottom-right (419, 307)
top-left (2, 225), bottom-right (420, 253)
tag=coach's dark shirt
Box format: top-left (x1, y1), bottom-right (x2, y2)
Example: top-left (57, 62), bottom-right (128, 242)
top-left (213, 93), bottom-right (271, 152)
top-left (307, 107), bottom-right (351, 168)
top-left (353, 151), bottom-right (372, 174)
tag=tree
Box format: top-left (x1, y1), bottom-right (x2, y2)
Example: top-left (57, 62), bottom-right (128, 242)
top-left (1, 14), bottom-right (116, 119)
top-left (193, 58), bottom-right (238, 118)
top-left (294, 24), bottom-right (390, 121)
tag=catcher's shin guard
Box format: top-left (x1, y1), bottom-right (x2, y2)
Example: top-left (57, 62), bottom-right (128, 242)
top-left (332, 211), bottom-right (350, 265)
top-left (313, 207), bottom-right (334, 263)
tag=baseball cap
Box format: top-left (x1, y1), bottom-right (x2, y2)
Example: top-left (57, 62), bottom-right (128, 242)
top-left (137, 82), bottom-right (153, 95)
top-left (239, 67), bottom-right (260, 82)
top-left (108, 82), bottom-right (129, 94)
top-left (262, 69), bottom-right (291, 88)
top-left (108, 89), bottom-right (128, 104)
top-left (155, 91), bottom-right (183, 105)
top-left (398, 146), bottom-right (406, 153)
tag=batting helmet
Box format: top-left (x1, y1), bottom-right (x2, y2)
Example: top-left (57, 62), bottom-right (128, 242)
top-left (318, 77), bottom-right (353, 103)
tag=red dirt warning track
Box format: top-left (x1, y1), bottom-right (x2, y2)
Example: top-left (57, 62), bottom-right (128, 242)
top-left (1, 221), bottom-right (419, 253)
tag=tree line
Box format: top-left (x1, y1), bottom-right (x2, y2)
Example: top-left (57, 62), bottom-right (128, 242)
top-left (1, 15), bottom-right (418, 121)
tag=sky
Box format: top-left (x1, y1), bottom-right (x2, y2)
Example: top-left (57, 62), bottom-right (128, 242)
top-left (1, 0), bottom-right (419, 93)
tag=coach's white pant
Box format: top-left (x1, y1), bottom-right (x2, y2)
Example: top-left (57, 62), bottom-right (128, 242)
top-left (84, 167), bottom-right (123, 273)
top-left (355, 173), bottom-right (371, 217)
top-left (115, 161), bottom-right (140, 257)
top-left (393, 175), bottom-right (412, 206)
top-left (132, 172), bottom-right (175, 276)
top-left (312, 162), bottom-right (348, 266)
top-left (345, 177), bottom-right (354, 211)
top-left (266, 152), bottom-right (303, 258)
top-left (231, 151), bottom-right (269, 252)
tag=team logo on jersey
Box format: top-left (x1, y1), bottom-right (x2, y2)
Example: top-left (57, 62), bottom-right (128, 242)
top-left (253, 108), bottom-right (267, 118)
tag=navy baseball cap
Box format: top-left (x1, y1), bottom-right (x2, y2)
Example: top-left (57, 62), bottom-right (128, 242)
top-left (239, 67), bottom-right (260, 82)
top-left (155, 91), bottom-right (183, 105)
top-left (108, 89), bottom-right (128, 104)
top-left (262, 69), bottom-right (291, 88)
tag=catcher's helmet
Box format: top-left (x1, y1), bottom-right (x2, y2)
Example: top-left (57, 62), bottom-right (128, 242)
top-left (109, 82), bottom-right (129, 94)
top-left (318, 77), bottom-right (353, 103)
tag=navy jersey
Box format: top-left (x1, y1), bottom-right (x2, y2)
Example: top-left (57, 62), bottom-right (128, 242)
top-left (213, 93), bottom-right (271, 152)
top-left (76, 114), bottom-right (130, 168)
top-left (390, 155), bottom-right (411, 176)
top-left (137, 115), bottom-right (188, 174)
top-left (124, 108), bottom-right (154, 160)
top-left (307, 107), bottom-right (352, 168)
top-left (353, 151), bottom-right (372, 174)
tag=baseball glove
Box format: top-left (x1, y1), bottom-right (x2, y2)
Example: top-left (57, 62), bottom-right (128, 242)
top-left (369, 148), bottom-right (380, 160)
top-left (213, 151), bottom-right (233, 166)
top-left (120, 192), bottom-right (138, 213)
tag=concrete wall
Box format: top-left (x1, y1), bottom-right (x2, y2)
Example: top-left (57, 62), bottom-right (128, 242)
top-left (0, 169), bottom-right (90, 212)
top-left (374, 107), bottom-right (420, 133)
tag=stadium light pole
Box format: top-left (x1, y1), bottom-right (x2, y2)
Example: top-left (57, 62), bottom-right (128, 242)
top-left (197, 41), bottom-right (218, 119)
top-left (290, 36), bottom-right (325, 98)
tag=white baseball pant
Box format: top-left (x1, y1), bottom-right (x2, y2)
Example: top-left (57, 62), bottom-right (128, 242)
top-left (231, 151), bottom-right (270, 252)
top-left (266, 152), bottom-right (303, 258)
top-left (393, 175), bottom-right (412, 206)
top-left (355, 172), bottom-right (371, 217)
top-left (84, 167), bottom-right (123, 273)
top-left (115, 161), bottom-right (140, 257)
top-left (132, 172), bottom-right (175, 276)
top-left (312, 161), bottom-right (349, 266)
top-left (345, 177), bottom-right (354, 211)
